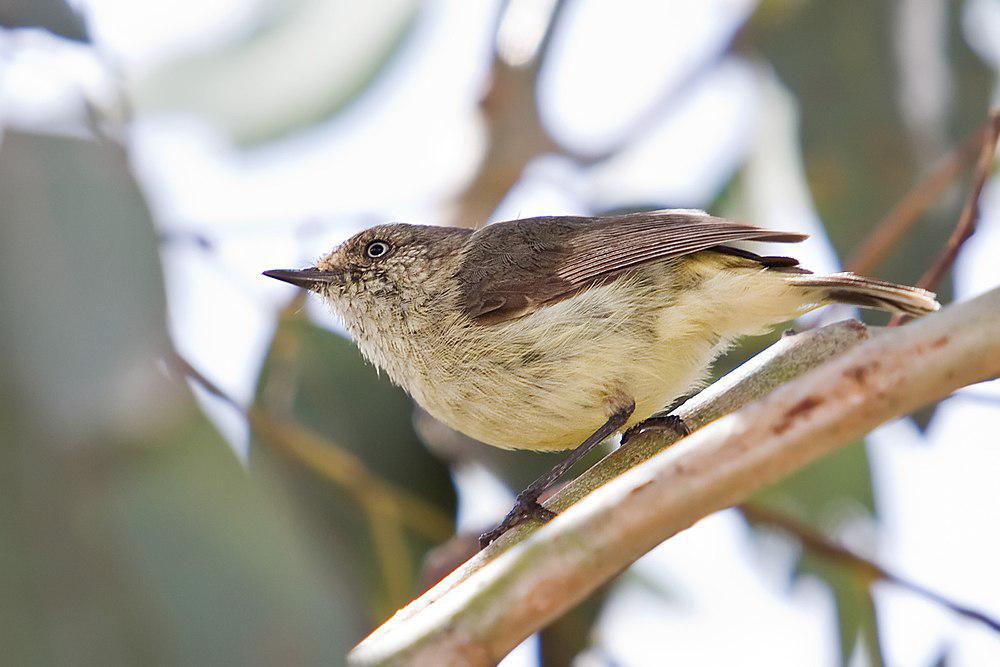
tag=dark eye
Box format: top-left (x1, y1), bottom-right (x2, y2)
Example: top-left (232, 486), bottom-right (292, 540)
top-left (364, 240), bottom-right (391, 259)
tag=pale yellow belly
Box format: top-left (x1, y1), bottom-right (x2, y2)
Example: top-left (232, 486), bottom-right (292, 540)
top-left (413, 257), bottom-right (814, 451)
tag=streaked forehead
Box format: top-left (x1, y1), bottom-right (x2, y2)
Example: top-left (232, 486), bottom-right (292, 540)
top-left (315, 223), bottom-right (473, 270)
top-left (339, 223), bottom-right (470, 253)
top-left (342, 223), bottom-right (412, 247)
top-left (319, 224), bottom-right (410, 262)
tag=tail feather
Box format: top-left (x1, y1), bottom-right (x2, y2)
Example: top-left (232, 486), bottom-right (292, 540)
top-left (788, 272), bottom-right (940, 317)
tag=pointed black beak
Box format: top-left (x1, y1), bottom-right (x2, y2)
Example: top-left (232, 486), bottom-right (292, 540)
top-left (263, 268), bottom-right (342, 289)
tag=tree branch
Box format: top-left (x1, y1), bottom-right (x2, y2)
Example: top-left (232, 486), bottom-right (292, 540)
top-left (889, 109), bottom-right (1000, 326)
top-left (912, 109), bottom-right (1000, 291)
top-left (349, 286), bottom-right (1000, 665)
top-left (846, 117), bottom-right (995, 275)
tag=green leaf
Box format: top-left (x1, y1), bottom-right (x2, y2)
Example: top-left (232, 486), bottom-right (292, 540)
top-left (796, 555), bottom-right (884, 667)
top-left (750, 441), bottom-right (876, 666)
top-left (134, 0), bottom-right (420, 145)
top-left (0, 0), bottom-right (88, 41)
top-left (0, 130), bottom-right (355, 663)
top-left (0, 131), bottom-right (166, 434)
top-left (752, 440), bottom-right (875, 523)
top-left (251, 316), bottom-right (457, 621)
top-left (538, 586), bottom-right (611, 667)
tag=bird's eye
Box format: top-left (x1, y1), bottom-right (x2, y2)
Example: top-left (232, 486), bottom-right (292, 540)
top-left (364, 240), bottom-right (391, 259)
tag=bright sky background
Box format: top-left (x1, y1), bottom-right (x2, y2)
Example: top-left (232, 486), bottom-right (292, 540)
top-left (4, 0), bottom-right (999, 664)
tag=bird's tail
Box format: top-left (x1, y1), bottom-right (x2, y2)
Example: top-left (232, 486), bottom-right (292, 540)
top-left (787, 272), bottom-right (940, 317)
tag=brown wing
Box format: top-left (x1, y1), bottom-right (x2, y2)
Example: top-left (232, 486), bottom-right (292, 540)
top-left (456, 210), bottom-right (807, 325)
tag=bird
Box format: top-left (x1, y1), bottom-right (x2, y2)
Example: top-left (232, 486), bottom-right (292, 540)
top-left (264, 209), bottom-right (939, 546)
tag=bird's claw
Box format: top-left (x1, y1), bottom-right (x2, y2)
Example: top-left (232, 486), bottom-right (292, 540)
top-left (478, 491), bottom-right (557, 549)
top-left (621, 414), bottom-right (691, 445)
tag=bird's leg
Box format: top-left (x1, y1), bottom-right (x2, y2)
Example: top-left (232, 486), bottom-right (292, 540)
top-left (478, 402), bottom-right (635, 549)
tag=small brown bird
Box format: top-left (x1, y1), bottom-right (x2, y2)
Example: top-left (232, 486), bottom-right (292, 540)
top-left (265, 210), bottom-right (938, 546)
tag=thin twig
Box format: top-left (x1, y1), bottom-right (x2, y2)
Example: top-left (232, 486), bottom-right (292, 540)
top-left (914, 110), bottom-right (1000, 290)
top-left (846, 120), bottom-right (992, 275)
top-left (452, 0), bottom-right (740, 228)
top-left (248, 412), bottom-right (454, 542)
top-left (739, 504), bottom-right (1000, 634)
top-left (889, 109), bottom-right (1000, 326)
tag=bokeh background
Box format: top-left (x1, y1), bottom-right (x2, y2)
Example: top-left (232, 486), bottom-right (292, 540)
top-left (3, 0), bottom-right (1000, 664)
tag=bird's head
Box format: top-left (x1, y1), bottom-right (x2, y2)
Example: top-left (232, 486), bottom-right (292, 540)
top-left (264, 223), bottom-right (471, 334)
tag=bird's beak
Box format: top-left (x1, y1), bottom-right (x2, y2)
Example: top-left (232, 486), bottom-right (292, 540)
top-left (263, 267), bottom-right (343, 289)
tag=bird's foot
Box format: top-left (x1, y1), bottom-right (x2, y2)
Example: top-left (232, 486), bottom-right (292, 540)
top-left (620, 414), bottom-right (691, 446)
top-left (479, 405), bottom-right (635, 550)
top-left (478, 490), bottom-right (557, 549)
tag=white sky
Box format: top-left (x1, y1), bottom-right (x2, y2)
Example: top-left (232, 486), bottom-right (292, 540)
top-left (5, 0), bottom-right (999, 664)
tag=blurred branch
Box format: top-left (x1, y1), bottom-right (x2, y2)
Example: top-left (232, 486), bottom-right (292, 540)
top-left (566, 24), bottom-right (743, 166)
top-left (846, 118), bottom-right (994, 275)
top-left (451, 0), bottom-right (741, 227)
top-left (168, 351), bottom-right (453, 543)
top-left (889, 108), bottom-right (1000, 326)
top-left (448, 1), bottom-right (561, 228)
top-left (364, 495), bottom-right (415, 615)
top-left (350, 287), bottom-right (1000, 665)
top-left (493, 0), bottom-right (567, 72)
top-left (739, 504), bottom-right (1000, 634)
top-left (911, 109), bottom-right (1000, 290)
top-left (248, 412), bottom-right (453, 543)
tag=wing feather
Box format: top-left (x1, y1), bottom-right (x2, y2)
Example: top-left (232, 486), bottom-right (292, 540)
top-left (456, 210), bottom-right (807, 324)
top-left (558, 214), bottom-right (805, 283)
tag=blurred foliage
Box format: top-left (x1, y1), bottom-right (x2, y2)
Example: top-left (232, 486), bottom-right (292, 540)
top-left (0, 0), bottom-right (88, 42)
top-left (0, 131), bottom-right (355, 663)
top-left (412, 409), bottom-right (614, 663)
top-left (2, 0), bottom-right (995, 663)
top-left (538, 585), bottom-right (610, 667)
top-left (733, 2), bottom-right (990, 658)
top-left (752, 442), bottom-right (875, 528)
top-left (747, 0), bottom-right (993, 300)
top-left (134, 0), bottom-right (420, 145)
top-left (250, 315), bottom-right (456, 625)
top-left (751, 442), bottom-right (877, 666)
top-left (708, 71), bottom-right (882, 662)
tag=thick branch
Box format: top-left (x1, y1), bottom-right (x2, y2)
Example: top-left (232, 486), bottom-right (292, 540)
top-left (350, 286), bottom-right (1000, 666)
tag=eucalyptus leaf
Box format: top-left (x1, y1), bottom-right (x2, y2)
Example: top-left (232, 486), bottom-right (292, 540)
top-left (0, 130), bottom-right (356, 663)
top-left (134, 0), bottom-right (420, 145)
top-left (251, 315), bottom-right (457, 623)
top-left (0, 0), bottom-right (88, 41)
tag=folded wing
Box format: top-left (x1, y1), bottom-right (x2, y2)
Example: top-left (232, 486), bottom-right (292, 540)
top-left (457, 209), bottom-right (807, 325)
